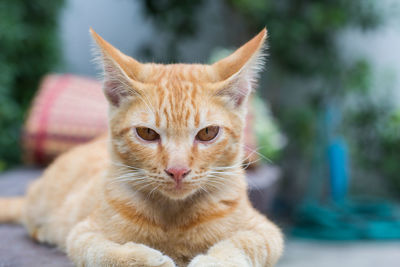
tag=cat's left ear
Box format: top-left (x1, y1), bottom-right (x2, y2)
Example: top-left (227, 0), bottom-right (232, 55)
top-left (90, 28), bottom-right (144, 107)
top-left (211, 28), bottom-right (267, 108)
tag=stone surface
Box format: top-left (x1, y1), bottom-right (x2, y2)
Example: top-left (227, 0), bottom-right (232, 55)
top-left (0, 168), bottom-right (72, 267)
top-left (277, 239), bottom-right (400, 267)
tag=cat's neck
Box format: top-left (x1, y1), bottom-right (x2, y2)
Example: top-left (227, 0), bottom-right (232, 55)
top-left (104, 169), bottom-right (246, 230)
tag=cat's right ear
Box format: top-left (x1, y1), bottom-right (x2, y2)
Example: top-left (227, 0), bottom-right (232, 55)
top-left (90, 28), bottom-right (143, 107)
top-left (210, 28), bottom-right (267, 110)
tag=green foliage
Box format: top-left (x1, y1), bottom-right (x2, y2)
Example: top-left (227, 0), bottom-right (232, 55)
top-left (346, 88), bottom-right (400, 195)
top-left (140, 0), bottom-right (205, 61)
top-left (381, 111), bottom-right (400, 192)
top-left (230, 0), bottom-right (381, 76)
top-left (0, 0), bottom-right (64, 170)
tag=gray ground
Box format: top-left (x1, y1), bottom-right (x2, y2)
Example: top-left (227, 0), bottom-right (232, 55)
top-left (0, 168), bottom-right (399, 266)
top-left (278, 239), bottom-right (400, 267)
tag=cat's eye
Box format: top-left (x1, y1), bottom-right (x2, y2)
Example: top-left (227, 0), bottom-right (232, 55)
top-left (196, 126), bottom-right (220, 142)
top-left (136, 127), bottom-right (160, 142)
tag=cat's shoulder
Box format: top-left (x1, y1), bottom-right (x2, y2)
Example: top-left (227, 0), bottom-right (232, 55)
top-left (44, 133), bottom-right (109, 175)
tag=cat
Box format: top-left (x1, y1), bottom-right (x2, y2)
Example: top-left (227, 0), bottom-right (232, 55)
top-left (0, 28), bottom-right (283, 267)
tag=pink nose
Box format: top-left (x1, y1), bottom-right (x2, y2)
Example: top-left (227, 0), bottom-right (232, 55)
top-left (164, 167), bottom-right (191, 183)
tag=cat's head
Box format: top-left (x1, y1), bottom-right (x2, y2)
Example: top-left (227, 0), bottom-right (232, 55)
top-left (91, 28), bottom-right (267, 200)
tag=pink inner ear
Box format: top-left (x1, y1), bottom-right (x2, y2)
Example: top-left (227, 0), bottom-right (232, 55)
top-left (234, 92), bottom-right (246, 106)
top-left (104, 79), bottom-right (129, 107)
top-left (228, 76), bottom-right (251, 107)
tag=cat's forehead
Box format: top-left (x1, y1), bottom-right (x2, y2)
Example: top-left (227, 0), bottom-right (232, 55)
top-left (142, 64), bottom-right (218, 84)
top-left (141, 64), bottom-right (217, 113)
top-left (132, 91), bottom-right (216, 133)
top-left (129, 65), bottom-right (223, 130)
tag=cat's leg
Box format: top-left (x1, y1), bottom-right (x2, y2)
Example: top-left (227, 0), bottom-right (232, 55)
top-left (66, 218), bottom-right (176, 267)
top-left (188, 222), bottom-right (283, 267)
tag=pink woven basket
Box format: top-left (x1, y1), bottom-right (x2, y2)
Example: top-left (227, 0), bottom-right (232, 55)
top-left (22, 74), bottom-right (108, 165)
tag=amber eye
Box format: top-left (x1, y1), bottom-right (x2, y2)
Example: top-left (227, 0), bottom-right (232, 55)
top-left (136, 127), bottom-right (160, 141)
top-left (196, 126), bottom-right (220, 142)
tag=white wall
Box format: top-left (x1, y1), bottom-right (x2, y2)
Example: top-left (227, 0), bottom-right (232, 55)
top-left (58, 0), bottom-right (154, 77)
top-left (58, 0), bottom-right (230, 77)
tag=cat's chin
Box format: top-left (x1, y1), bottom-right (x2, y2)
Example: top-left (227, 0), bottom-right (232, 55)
top-left (158, 186), bottom-right (198, 200)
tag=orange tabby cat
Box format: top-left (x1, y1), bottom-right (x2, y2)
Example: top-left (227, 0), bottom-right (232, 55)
top-left (0, 28), bottom-right (283, 267)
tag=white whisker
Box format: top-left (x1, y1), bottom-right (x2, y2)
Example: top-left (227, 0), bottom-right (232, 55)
top-left (243, 144), bottom-right (272, 163)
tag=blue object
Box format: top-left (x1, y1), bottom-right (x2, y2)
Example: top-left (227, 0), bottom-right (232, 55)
top-left (328, 139), bottom-right (348, 203)
top-left (292, 105), bottom-right (400, 240)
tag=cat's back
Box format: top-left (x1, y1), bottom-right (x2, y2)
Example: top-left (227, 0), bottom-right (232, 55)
top-left (23, 134), bottom-right (109, 247)
top-left (27, 134), bottom-right (109, 201)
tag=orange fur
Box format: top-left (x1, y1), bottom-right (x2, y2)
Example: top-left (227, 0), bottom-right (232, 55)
top-left (0, 28), bottom-right (283, 267)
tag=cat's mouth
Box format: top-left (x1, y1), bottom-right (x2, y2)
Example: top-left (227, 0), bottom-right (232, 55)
top-left (167, 181), bottom-right (194, 192)
top-left (160, 180), bottom-right (201, 199)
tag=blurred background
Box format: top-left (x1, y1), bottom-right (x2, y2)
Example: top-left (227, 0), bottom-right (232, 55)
top-left (1, 0), bottom-right (400, 266)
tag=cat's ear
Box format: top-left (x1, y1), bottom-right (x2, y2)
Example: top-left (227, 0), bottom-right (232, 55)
top-left (90, 28), bottom-right (143, 107)
top-left (211, 28), bottom-right (267, 108)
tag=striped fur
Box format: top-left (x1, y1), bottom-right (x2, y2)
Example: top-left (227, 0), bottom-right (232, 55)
top-left (0, 28), bottom-right (283, 266)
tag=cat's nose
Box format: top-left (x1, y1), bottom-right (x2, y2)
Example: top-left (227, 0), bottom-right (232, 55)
top-left (164, 167), bottom-right (191, 183)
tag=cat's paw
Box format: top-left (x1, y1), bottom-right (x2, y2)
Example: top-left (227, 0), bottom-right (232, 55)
top-left (188, 252), bottom-right (251, 267)
top-left (114, 242), bottom-right (176, 267)
top-left (188, 255), bottom-right (224, 267)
